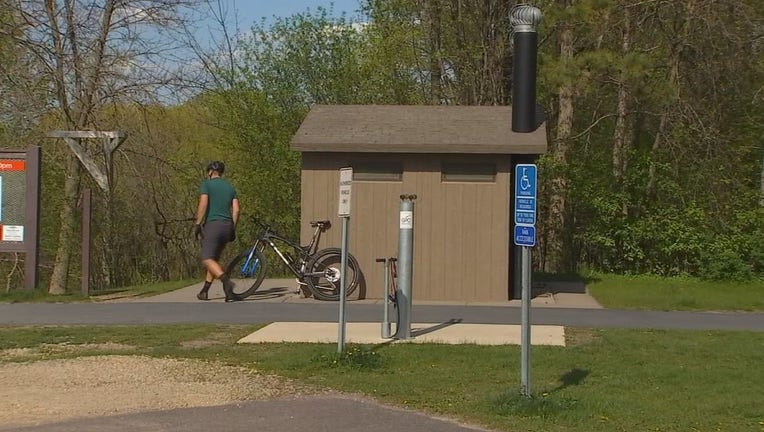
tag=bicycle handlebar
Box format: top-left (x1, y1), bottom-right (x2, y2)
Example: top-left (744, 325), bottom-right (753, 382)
top-left (249, 216), bottom-right (273, 233)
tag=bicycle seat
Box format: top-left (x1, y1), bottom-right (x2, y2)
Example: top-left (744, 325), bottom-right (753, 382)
top-left (310, 220), bottom-right (331, 229)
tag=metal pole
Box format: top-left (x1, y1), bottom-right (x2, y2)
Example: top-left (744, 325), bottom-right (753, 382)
top-left (520, 246), bottom-right (532, 396)
top-left (510, 3), bottom-right (542, 398)
top-left (338, 216), bottom-right (349, 353)
top-left (396, 194), bottom-right (416, 340)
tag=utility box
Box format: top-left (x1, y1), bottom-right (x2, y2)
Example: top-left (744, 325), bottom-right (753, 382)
top-left (291, 105), bottom-right (547, 302)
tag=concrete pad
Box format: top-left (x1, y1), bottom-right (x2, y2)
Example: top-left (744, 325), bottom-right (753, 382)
top-left (237, 322), bottom-right (566, 346)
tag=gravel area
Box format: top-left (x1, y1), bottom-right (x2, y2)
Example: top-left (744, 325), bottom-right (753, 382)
top-left (0, 355), bottom-right (308, 429)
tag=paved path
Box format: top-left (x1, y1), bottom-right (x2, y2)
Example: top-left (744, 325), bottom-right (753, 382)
top-left (0, 278), bottom-right (760, 331)
top-left (0, 300), bottom-right (762, 331)
top-left (0, 396), bottom-right (492, 432)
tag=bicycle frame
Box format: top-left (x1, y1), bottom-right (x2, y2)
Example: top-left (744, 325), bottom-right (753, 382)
top-left (240, 220), bottom-right (327, 279)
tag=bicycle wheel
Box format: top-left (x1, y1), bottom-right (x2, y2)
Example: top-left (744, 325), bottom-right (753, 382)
top-left (225, 247), bottom-right (267, 298)
top-left (305, 248), bottom-right (361, 301)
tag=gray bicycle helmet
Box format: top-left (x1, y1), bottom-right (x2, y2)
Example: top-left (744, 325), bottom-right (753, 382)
top-left (206, 161), bottom-right (225, 174)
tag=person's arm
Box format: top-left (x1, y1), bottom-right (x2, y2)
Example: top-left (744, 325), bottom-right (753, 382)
top-left (195, 194), bottom-right (208, 226)
top-left (231, 198), bottom-right (240, 227)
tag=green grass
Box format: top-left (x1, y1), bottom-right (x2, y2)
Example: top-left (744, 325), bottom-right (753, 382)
top-left (0, 290), bottom-right (90, 303)
top-left (94, 278), bottom-right (198, 299)
top-left (1, 325), bottom-right (762, 431)
top-left (0, 279), bottom-right (197, 303)
top-left (586, 273), bottom-right (764, 311)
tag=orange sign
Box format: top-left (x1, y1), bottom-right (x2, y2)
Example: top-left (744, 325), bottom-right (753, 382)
top-left (0, 160), bottom-right (25, 171)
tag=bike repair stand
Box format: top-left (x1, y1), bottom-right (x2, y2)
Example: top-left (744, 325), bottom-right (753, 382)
top-left (396, 194), bottom-right (416, 340)
top-left (377, 257), bottom-right (395, 339)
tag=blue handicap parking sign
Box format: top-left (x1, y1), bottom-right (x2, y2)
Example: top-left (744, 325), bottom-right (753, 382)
top-left (514, 164), bottom-right (537, 226)
top-left (514, 164), bottom-right (537, 247)
top-left (514, 225), bottom-right (536, 247)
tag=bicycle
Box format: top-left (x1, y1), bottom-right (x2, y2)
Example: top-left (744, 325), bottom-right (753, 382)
top-left (225, 217), bottom-right (362, 301)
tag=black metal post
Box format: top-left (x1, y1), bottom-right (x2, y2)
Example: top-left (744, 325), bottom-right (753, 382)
top-left (511, 5), bottom-right (542, 133)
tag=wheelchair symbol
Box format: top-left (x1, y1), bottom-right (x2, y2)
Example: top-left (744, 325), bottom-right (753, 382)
top-left (520, 168), bottom-right (532, 191)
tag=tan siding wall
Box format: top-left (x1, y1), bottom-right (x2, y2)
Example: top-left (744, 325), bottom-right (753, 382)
top-left (300, 153), bottom-right (510, 302)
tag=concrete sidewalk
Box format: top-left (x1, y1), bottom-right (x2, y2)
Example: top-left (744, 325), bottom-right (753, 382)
top-left (135, 278), bottom-right (604, 309)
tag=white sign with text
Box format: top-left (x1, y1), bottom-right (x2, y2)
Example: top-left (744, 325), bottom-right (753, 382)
top-left (338, 167), bottom-right (353, 217)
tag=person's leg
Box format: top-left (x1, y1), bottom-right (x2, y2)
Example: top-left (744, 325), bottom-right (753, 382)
top-left (201, 259), bottom-right (225, 278)
top-left (200, 221), bottom-right (240, 302)
top-left (197, 270), bottom-right (214, 301)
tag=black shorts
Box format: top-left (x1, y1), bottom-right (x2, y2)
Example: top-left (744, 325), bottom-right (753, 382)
top-left (200, 220), bottom-right (235, 260)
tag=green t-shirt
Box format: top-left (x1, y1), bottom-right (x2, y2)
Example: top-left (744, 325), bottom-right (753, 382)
top-left (199, 178), bottom-right (237, 222)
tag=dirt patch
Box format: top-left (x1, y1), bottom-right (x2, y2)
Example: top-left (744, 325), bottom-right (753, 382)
top-left (0, 355), bottom-right (310, 429)
top-left (0, 342), bottom-right (136, 360)
top-left (180, 329), bottom-right (241, 349)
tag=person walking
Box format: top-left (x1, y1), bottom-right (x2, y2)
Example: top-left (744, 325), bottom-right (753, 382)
top-left (193, 161), bottom-right (241, 302)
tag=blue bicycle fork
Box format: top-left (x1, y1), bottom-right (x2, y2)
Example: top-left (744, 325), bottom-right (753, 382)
top-left (240, 246), bottom-right (260, 277)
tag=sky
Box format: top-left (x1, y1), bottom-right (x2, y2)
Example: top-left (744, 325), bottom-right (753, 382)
top-left (225, 0), bottom-right (366, 27)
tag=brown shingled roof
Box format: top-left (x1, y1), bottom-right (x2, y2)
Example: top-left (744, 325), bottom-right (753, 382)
top-left (290, 105), bottom-right (547, 154)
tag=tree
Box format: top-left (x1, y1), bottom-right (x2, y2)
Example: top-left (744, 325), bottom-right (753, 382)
top-left (194, 7), bottom-right (430, 239)
top-left (1, 0), bottom-right (203, 293)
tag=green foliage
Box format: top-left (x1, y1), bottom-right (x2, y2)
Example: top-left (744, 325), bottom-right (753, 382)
top-left (698, 209), bottom-right (764, 281)
top-left (2, 0), bottom-right (762, 288)
top-left (205, 7), bottom-right (429, 241)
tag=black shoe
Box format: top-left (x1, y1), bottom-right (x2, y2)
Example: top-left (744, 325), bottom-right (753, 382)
top-left (196, 291), bottom-right (208, 301)
top-left (222, 279), bottom-right (242, 302)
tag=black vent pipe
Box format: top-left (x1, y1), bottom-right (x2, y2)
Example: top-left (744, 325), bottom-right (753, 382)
top-left (510, 5), bottom-right (542, 133)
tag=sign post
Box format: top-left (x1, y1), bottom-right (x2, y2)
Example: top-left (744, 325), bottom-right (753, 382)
top-left (514, 163), bottom-right (537, 396)
top-left (337, 167), bottom-right (353, 353)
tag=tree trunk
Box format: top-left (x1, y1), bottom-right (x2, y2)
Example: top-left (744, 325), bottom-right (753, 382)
top-left (646, 0), bottom-right (693, 198)
top-left (48, 153), bottom-right (82, 294)
top-left (427, 0), bottom-right (442, 104)
top-left (612, 2), bottom-right (632, 216)
top-left (760, 149), bottom-right (764, 206)
top-left (544, 18), bottom-right (575, 274)
top-left (612, 82), bottom-right (630, 184)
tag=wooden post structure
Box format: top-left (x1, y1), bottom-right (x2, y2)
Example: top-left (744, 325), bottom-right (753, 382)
top-left (81, 188), bottom-right (92, 296)
top-left (47, 131), bottom-right (127, 290)
top-left (46, 131), bottom-right (127, 193)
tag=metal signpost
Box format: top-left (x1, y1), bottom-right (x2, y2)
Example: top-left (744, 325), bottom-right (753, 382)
top-left (514, 163), bottom-right (537, 396)
top-left (337, 167), bottom-right (353, 353)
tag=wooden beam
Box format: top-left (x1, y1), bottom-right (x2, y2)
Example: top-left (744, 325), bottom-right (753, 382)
top-left (47, 131), bottom-right (128, 193)
top-left (47, 131), bottom-right (127, 139)
top-left (63, 137), bottom-right (110, 192)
